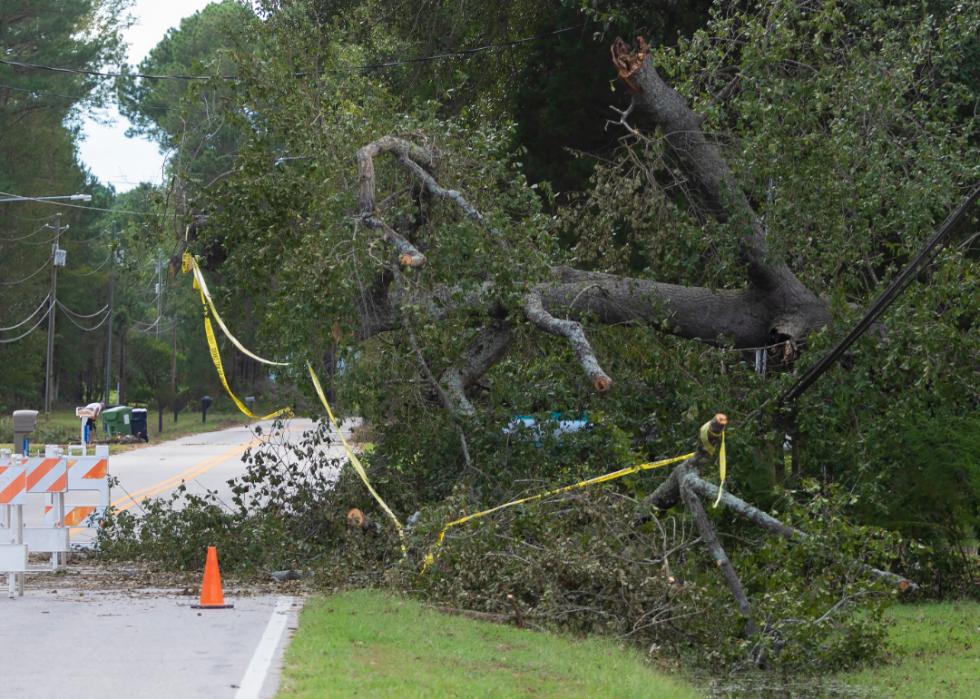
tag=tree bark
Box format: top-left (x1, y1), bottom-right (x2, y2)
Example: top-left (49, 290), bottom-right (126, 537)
top-left (684, 475), bottom-right (917, 592)
top-left (611, 37), bottom-right (832, 352)
top-left (681, 477), bottom-right (756, 634)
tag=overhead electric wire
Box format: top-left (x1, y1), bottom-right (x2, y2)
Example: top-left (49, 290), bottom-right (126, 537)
top-left (0, 22), bottom-right (599, 82)
top-left (64, 255), bottom-right (111, 276)
top-left (0, 82), bottom-right (205, 112)
top-left (0, 306), bottom-right (49, 343)
top-left (0, 222), bottom-right (54, 241)
top-left (0, 211), bottom-right (59, 222)
top-left (58, 307), bottom-right (111, 332)
top-left (56, 300), bottom-right (109, 319)
top-left (777, 182), bottom-right (980, 407)
top-left (0, 294), bottom-right (50, 331)
top-left (65, 230), bottom-right (109, 245)
top-left (0, 256), bottom-right (50, 284)
top-left (132, 322), bottom-right (176, 334)
top-left (21, 233), bottom-right (59, 245)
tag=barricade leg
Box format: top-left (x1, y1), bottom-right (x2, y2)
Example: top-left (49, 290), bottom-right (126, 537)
top-left (6, 504), bottom-right (24, 598)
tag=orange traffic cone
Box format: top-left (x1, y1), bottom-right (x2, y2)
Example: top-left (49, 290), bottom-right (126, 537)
top-left (192, 546), bottom-right (234, 609)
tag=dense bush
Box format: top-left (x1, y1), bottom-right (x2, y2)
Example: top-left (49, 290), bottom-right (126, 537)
top-left (98, 421), bottom-right (910, 673)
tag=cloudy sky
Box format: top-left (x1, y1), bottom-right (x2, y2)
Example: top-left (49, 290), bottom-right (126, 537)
top-left (77, 0), bottom-right (215, 192)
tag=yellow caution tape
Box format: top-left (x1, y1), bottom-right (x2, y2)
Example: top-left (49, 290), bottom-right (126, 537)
top-left (200, 287), bottom-right (292, 421)
top-left (699, 422), bottom-right (726, 507)
top-left (185, 255), bottom-right (288, 367)
top-left (307, 361), bottom-right (406, 552)
top-left (422, 451), bottom-right (695, 572)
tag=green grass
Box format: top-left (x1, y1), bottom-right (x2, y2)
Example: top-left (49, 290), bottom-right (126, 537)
top-left (1, 408), bottom-right (253, 454)
top-left (842, 601), bottom-right (980, 698)
top-left (277, 590), bottom-right (698, 699)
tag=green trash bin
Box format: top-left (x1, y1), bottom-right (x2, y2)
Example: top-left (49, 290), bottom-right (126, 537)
top-left (102, 406), bottom-right (134, 437)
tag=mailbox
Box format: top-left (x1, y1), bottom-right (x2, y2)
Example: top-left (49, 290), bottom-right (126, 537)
top-left (201, 396), bottom-right (213, 423)
top-left (245, 396), bottom-right (255, 413)
top-left (12, 410), bottom-right (38, 458)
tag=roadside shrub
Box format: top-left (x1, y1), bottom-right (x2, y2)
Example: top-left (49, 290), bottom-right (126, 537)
top-left (397, 481), bottom-right (901, 673)
top-left (97, 420), bottom-right (903, 673)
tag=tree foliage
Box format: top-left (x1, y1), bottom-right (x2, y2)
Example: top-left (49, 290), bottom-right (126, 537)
top-left (105, 0), bottom-right (980, 669)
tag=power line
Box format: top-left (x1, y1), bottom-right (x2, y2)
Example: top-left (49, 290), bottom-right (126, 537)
top-left (0, 306), bottom-right (49, 343)
top-left (0, 211), bottom-right (59, 222)
top-left (0, 222), bottom-right (53, 241)
top-left (0, 294), bottom-right (49, 331)
top-left (0, 82), bottom-right (205, 112)
top-left (64, 255), bottom-right (111, 276)
top-left (56, 300), bottom-right (109, 319)
top-left (0, 22), bottom-right (599, 82)
top-left (131, 321), bottom-right (176, 335)
top-left (21, 233), bottom-right (59, 245)
top-left (0, 257), bottom-right (50, 285)
top-left (778, 182), bottom-right (980, 407)
top-left (56, 301), bottom-right (110, 331)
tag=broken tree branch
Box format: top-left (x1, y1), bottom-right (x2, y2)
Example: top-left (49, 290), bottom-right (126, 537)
top-left (525, 292), bottom-right (611, 392)
top-left (684, 476), bottom-right (918, 592)
top-left (681, 478), bottom-right (757, 634)
top-left (395, 152), bottom-right (509, 251)
top-left (356, 137), bottom-right (441, 268)
top-left (610, 37), bottom-right (832, 346)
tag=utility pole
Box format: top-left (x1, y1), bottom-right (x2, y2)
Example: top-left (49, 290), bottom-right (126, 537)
top-left (44, 213), bottom-right (64, 416)
top-left (104, 221), bottom-right (116, 405)
top-left (171, 316), bottom-right (177, 393)
top-left (155, 252), bottom-right (163, 339)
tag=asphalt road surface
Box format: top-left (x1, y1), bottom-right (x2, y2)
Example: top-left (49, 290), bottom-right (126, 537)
top-left (20, 416), bottom-right (357, 544)
top-left (1, 590), bottom-right (301, 699)
top-left (1, 418), bottom-right (361, 698)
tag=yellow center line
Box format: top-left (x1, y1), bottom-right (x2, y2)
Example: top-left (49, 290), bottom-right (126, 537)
top-left (113, 423), bottom-right (308, 513)
top-left (69, 423), bottom-right (308, 535)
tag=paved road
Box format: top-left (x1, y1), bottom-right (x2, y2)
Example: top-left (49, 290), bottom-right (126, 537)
top-left (20, 417), bottom-right (357, 544)
top-left (1, 590), bottom-right (300, 699)
top-left (1, 419), bottom-right (361, 698)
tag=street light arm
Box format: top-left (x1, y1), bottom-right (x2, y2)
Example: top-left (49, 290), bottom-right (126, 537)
top-left (0, 193), bottom-right (92, 203)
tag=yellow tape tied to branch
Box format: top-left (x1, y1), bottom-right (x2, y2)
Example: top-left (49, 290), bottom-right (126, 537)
top-left (185, 253), bottom-right (289, 367)
top-left (422, 451), bottom-right (695, 572)
top-left (307, 361), bottom-right (406, 553)
top-left (200, 292), bottom-right (292, 421)
top-left (699, 422), bottom-right (726, 507)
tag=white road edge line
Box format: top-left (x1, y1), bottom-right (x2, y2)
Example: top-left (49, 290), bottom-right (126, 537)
top-left (235, 596), bottom-right (295, 699)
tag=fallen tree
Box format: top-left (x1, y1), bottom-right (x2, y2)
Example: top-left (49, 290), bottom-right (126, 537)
top-left (154, 0), bottom-right (980, 615)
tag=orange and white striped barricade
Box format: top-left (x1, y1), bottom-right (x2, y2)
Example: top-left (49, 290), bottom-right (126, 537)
top-left (25, 446), bottom-right (69, 569)
top-left (0, 454), bottom-right (27, 597)
top-left (48, 444), bottom-right (109, 528)
top-left (0, 449), bottom-right (12, 528)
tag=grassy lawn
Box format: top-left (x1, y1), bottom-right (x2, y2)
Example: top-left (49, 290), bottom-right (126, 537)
top-left (1, 408), bottom-right (254, 454)
top-left (277, 589), bottom-right (698, 699)
top-left (842, 601), bottom-right (980, 698)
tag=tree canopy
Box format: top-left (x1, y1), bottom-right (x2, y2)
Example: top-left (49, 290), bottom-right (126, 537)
top-left (95, 0), bottom-right (980, 668)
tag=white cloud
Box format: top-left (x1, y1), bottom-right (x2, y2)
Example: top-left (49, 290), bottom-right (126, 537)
top-left (77, 0), bottom-right (216, 193)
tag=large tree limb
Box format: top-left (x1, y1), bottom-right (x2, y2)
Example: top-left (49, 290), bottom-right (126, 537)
top-left (611, 38), bottom-right (831, 347)
top-left (683, 476), bottom-right (917, 592)
top-left (439, 320), bottom-right (516, 412)
top-left (357, 137), bottom-right (439, 267)
top-left (682, 477), bottom-right (756, 633)
top-left (395, 152), bottom-right (509, 251)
